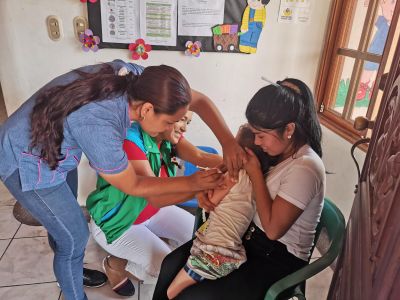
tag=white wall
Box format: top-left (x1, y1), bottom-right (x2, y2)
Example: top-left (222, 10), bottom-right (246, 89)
top-left (0, 0), bottom-right (362, 217)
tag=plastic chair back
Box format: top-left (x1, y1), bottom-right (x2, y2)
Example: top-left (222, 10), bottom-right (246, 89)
top-left (179, 146), bottom-right (219, 208)
top-left (264, 198), bottom-right (345, 300)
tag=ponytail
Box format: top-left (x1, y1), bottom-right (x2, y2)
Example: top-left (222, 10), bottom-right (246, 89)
top-left (30, 63), bottom-right (191, 170)
top-left (279, 78), bottom-right (322, 157)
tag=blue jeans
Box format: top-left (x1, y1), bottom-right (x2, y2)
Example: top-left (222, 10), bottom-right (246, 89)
top-left (3, 169), bottom-right (89, 300)
top-left (239, 22), bottom-right (263, 48)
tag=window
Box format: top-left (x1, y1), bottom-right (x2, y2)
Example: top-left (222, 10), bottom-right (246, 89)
top-left (316, 0), bottom-right (400, 145)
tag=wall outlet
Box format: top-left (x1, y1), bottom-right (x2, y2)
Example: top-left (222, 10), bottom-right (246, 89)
top-left (73, 16), bottom-right (88, 41)
top-left (46, 15), bottom-right (63, 41)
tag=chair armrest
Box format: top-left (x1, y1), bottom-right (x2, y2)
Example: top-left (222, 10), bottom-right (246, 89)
top-left (264, 250), bottom-right (338, 300)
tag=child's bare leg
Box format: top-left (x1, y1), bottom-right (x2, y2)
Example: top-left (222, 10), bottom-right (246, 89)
top-left (167, 268), bottom-right (197, 299)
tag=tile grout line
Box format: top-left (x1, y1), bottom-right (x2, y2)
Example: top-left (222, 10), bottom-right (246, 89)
top-left (13, 235), bottom-right (48, 240)
top-left (0, 222), bottom-right (22, 261)
top-left (0, 280), bottom-right (58, 288)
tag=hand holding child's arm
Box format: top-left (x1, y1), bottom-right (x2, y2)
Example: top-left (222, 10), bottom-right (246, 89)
top-left (208, 174), bottom-right (236, 205)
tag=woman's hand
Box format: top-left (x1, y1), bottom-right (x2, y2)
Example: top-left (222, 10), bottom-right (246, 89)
top-left (189, 168), bottom-right (224, 191)
top-left (222, 139), bottom-right (247, 181)
top-left (196, 190), bottom-right (216, 212)
top-left (243, 147), bottom-right (262, 180)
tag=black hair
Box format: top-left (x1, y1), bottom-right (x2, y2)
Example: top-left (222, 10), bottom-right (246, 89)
top-left (30, 63), bottom-right (191, 169)
top-left (245, 78), bottom-right (322, 158)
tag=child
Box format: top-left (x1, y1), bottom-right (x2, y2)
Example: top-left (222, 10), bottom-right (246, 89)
top-left (167, 125), bottom-right (270, 299)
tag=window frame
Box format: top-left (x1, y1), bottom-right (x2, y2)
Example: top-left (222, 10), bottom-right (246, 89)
top-left (315, 0), bottom-right (400, 147)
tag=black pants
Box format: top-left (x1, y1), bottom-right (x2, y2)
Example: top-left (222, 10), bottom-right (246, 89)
top-left (153, 223), bottom-right (307, 300)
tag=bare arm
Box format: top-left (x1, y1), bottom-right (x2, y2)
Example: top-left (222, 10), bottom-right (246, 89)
top-left (130, 159), bottom-right (197, 208)
top-left (175, 138), bottom-right (223, 168)
top-left (244, 149), bottom-right (303, 240)
top-left (189, 89), bottom-right (246, 180)
top-left (208, 174), bottom-right (236, 205)
top-left (99, 162), bottom-right (223, 199)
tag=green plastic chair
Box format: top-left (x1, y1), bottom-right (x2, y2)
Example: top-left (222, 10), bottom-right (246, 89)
top-left (264, 198), bottom-right (345, 300)
top-left (193, 198), bottom-right (345, 300)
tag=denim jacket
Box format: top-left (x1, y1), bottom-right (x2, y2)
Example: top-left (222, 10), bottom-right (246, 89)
top-left (0, 60), bottom-right (143, 191)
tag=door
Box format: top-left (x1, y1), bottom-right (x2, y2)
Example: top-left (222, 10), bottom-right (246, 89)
top-left (328, 23), bottom-right (400, 300)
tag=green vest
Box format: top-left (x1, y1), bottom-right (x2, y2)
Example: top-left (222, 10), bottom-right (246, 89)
top-left (86, 124), bottom-right (176, 243)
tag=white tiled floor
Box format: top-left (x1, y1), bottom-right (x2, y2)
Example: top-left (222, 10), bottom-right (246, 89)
top-left (0, 181), bottom-right (333, 299)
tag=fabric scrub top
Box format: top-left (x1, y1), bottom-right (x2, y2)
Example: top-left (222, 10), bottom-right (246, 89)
top-left (0, 59), bottom-right (143, 191)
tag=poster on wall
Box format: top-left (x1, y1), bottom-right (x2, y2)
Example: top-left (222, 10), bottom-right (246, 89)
top-left (89, 0), bottom-right (271, 53)
top-left (100, 0), bottom-right (177, 46)
top-left (278, 0), bottom-right (311, 24)
top-left (178, 0), bottom-right (225, 36)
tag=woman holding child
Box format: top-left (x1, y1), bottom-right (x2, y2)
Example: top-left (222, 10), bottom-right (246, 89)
top-left (153, 78), bottom-right (326, 300)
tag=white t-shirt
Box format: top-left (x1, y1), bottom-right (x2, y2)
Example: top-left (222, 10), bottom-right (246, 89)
top-left (253, 144), bottom-right (325, 261)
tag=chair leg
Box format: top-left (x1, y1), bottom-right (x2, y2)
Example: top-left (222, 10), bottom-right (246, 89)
top-left (137, 279), bottom-right (144, 300)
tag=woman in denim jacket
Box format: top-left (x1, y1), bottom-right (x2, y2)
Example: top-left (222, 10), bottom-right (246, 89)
top-left (0, 59), bottom-right (244, 300)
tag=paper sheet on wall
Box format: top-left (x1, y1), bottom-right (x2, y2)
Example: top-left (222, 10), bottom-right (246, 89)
top-left (100, 0), bottom-right (177, 46)
top-left (178, 0), bottom-right (225, 37)
top-left (278, 0), bottom-right (311, 24)
top-left (100, 0), bottom-right (140, 43)
top-left (140, 0), bottom-right (177, 46)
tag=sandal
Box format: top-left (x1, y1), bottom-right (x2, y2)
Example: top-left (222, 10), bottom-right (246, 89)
top-left (102, 256), bottom-right (135, 297)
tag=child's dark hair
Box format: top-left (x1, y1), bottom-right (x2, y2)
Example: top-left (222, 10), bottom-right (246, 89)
top-left (237, 125), bottom-right (271, 174)
top-left (245, 78), bottom-right (322, 158)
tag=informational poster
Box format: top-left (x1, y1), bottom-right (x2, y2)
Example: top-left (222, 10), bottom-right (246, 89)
top-left (278, 0), bottom-right (311, 24)
top-left (100, 0), bottom-right (177, 46)
top-left (100, 0), bottom-right (140, 43)
top-left (90, 0), bottom-right (246, 52)
top-left (140, 0), bottom-right (177, 46)
top-left (178, 0), bottom-right (225, 36)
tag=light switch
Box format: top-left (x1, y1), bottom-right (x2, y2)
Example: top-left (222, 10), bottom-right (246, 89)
top-left (73, 16), bottom-right (88, 40)
top-left (46, 15), bottom-right (63, 41)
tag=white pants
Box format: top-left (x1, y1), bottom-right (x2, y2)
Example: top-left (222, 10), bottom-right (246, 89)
top-left (90, 205), bottom-right (194, 282)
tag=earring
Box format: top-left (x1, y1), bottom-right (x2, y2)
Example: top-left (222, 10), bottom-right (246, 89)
top-left (140, 115), bottom-right (146, 121)
top-left (287, 135), bottom-right (292, 139)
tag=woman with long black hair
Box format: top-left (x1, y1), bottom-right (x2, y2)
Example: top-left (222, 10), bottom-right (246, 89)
top-left (0, 59), bottom-right (245, 300)
top-left (153, 78), bottom-right (325, 300)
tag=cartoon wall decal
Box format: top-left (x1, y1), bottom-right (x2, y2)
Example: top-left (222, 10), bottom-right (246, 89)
top-left (212, 24), bottom-right (239, 52)
top-left (239, 0), bottom-right (270, 54)
top-left (79, 29), bottom-right (100, 52)
top-left (129, 39), bottom-right (152, 60)
top-left (185, 41), bottom-right (202, 57)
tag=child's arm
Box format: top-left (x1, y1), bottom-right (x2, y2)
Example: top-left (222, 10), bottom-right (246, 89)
top-left (208, 173), bottom-right (236, 206)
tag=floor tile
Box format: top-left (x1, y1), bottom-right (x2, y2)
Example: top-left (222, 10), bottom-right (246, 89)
top-left (305, 248), bottom-right (333, 300)
top-left (0, 239), bottom-right (10, 257)
top-left (0, 282), bottom-right (60, 300)
top-left (83, 235), bottom-right (108, 270)
top-left (0, 206), bottom-right (21, 239)
top-left (0, 182), bottom-right (15, 206)
top-left (83, 278), bottom-right (154, 300)
top-left (139, 282), bottom-right (156, 300)
top-left (82, 235), bottom-right (155, 299)
top-left (306, 266), bottom-right (333, 299)
top-left (0, 237), bottom-right (55, 286)
top-left (15, 225), bottom-right (48, 239)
